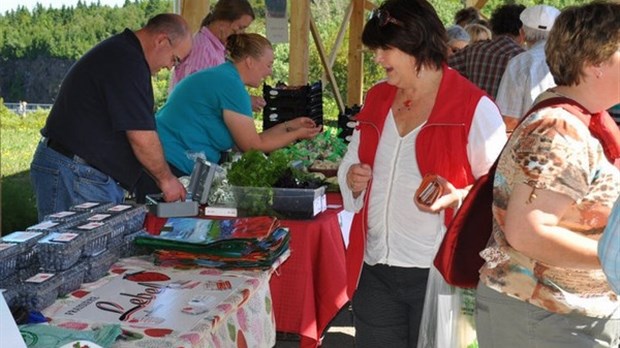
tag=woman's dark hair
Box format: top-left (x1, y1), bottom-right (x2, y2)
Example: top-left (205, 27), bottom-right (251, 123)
top-left (201, 0), bottom-right (255, 27)
top-left (362, 0), bottom-right (448, 71)
top-left (454, 7), bottom-right (480, 27)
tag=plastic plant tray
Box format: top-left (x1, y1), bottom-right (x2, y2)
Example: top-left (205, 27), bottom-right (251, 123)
top-left (69, 201), bottom-right (115, 212)
top-left (83, 249), bottom-right (117, 283)
top-left (1, 287), bottom-right (20, 309)
top-left (1, 231), bottom-right (46, 269)
top-left (70, 221), bottom-right (113, 256)
top-left (104, 203), bottom-right (148, 235)
top-left (119, 229), bottom-right (150, 258)
top-left (37, 232), bottom-right (86, 271)
top-left (21, 272), bottom-right (61, 311)
top-left (0, 243), bottom-right (22, 280)
top-left (43, 210), bottom-right (94, 224)
top-left (57, 262), bottom-right (86, 297)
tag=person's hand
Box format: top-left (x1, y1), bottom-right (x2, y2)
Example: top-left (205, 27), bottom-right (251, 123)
top-left (289, 117), bottom-right (322, 139)
top-left (251, 96), bottom-right (266, 112)
top-left (159, 176), bottom-right (187, 202)
top-left (414, 175), bottom-right (467, 213)
top-left (293, 116), bottom-right (317, 129)
top-left (346, 163), bottom-right (372, 195)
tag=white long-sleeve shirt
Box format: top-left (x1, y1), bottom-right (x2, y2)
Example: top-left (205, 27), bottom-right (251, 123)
top-left (337, 96), bottom-right (506, 268)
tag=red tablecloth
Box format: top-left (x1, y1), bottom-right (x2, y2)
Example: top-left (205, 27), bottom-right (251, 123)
top-left (270, 193), bottom-right (350, 348)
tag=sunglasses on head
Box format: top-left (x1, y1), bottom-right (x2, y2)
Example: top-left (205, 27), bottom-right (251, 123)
top-left (370, 8), bottom-right (403, 27)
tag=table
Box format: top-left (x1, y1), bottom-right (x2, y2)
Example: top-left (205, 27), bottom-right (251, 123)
top-left (270, 193), bottom-right (350, 348)
top-left (42, 255), bottom-right (287, 348)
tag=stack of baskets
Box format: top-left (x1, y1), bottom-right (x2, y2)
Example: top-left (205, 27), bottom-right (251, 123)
top-left (262, 81), bottom-right (323, 130)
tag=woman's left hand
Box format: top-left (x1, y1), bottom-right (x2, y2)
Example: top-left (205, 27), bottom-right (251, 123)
top-left (414, 175), bottom-right (466, 213)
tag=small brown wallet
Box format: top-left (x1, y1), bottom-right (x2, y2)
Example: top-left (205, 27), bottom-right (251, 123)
top-left (415, 174), bottom-right (444, 206)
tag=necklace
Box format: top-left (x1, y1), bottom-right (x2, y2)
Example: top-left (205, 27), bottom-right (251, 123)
top-left (396, 99), bottom-right (413, 112)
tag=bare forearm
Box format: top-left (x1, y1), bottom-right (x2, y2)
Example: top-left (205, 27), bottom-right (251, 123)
top-left (126, 130), bottom-right (174, 183)
top-left (512, 223), bottom-right (600, 269)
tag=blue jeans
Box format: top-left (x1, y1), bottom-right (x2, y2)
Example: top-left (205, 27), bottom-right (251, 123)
top-left (30, 139), bottom-right (125, 221)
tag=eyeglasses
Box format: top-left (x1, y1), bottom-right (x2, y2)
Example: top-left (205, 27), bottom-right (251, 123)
top-left (166, 37), bottom-right (182, 68)
top-left (370, 8), bottom-right (403, 27)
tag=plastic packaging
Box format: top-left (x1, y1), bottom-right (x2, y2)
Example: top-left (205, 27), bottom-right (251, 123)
top-left (43, 210), bottom-right (93, 224)
top-left (69, 221), bottom-right (113, 256)
top-left (57, 262), bottom-right (86, 296)
top-left (83, 249), bottom-right (117, 283)
top-left (37, 232), bottom-right (86, 271)
top-left (1, 231), bottom-right (46, 270)
top-left (0, 243), bottom-right (22, 280)
top-left (119, 229), bottom-right (150, 258)
top-left (21, 272), bottom-right (61, 311)
top-left (69, 201), bottom-right (115, 213)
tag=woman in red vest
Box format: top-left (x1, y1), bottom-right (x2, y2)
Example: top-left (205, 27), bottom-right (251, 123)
top-left (337, 0), bottom-right (507, 345)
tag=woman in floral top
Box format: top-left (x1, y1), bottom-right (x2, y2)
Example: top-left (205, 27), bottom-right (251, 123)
top-left (476, 2), bottom-right (620, 347)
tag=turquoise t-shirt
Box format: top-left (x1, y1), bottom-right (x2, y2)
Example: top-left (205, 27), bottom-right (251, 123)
top-left (157, 61), bottom-right (252, 174)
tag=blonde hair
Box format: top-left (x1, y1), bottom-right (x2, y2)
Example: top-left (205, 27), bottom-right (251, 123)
top-left (465, 23), bottom-right (492, 43)
top-left (226, 33), bottom-right (272, 61)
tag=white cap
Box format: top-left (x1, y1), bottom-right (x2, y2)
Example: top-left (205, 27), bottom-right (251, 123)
top-left (520, 5), bottom-right (560, 31)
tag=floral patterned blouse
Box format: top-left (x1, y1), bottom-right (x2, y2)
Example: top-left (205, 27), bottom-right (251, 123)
top-left (479, 92), bottom-right (620, 318)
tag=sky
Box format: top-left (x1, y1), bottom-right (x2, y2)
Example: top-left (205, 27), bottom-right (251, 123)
top-left (0, 0), bottom-right (129, 14)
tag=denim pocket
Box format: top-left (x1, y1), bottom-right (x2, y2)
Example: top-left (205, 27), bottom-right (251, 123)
top-left (30, 162), bottom-right (61, 219)
top-left (73, 163), bottom-right (124, 203)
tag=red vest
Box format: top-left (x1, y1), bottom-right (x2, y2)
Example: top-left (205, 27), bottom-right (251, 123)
top-left (346, 65), bottom-right (487, 298)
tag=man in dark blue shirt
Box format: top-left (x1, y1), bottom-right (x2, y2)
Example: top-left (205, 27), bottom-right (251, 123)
top-left (31, 13), bottom-right (192, 220)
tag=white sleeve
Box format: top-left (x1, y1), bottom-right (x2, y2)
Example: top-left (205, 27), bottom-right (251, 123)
top-left (338, 129), bottom-right (366, 212)
top-left (467, 96), bottom-right (508, 179)
top-left (495, 58), bottom-right (524, 119)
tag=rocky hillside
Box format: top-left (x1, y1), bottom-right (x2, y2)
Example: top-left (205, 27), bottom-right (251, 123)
top-left (0, 57), bottom-right (75, 104)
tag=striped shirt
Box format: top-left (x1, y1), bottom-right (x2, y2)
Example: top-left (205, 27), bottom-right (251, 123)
top-left (169, 27), bottom-right (226, 92)
top-left (448, 35), bottom-right (525, 99)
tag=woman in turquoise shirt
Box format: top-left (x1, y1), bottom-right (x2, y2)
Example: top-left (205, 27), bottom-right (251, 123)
top-left (134, 33), bottom-right (321, 201)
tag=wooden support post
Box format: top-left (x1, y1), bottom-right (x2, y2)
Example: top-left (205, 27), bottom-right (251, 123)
top-left (347, 0), bottom-right (365, 107)
top-left (310, 15), bottom-right (345, 114)
top-left (179, 0), bottom-right (210, 34)
top-left (321, 2), bottom-right (352, 87)
top-left (289, 0), bottom-right (310, 86)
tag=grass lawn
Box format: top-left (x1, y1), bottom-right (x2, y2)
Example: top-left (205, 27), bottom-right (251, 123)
top-left (0, 105), bottom-right (46, 234)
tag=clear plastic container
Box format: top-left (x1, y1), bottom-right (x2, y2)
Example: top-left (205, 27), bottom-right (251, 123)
top-left (57, 262), bottom-right (86, 296)
top-left (0, 243), bottom-right (22, 280)
top-left (43, 210), bottom-right (93, 224)
top-left (231, 185), bottom-right (327, 219)
top-left (69, 201), bottom-right (115, 213)
top-left (105, 204), bottom-right (147, 234)
top-left (119, 229), bottom-right (150, 258)
top-left (1, 231), bottom-right (46, 270)
top-left (1, 288), bottom-right (20, 309)
top-left (37, 232), bottom-right (86, 271)
top-left (21, 272), bottom-right (61, 311)
top-left (69, 221), bottom-right (113, 256)
top-left (83, 249), bottom-right (117, 283)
